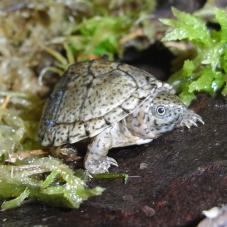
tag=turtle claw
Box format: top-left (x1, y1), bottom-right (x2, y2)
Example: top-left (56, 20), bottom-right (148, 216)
top-left (196, 116), bottom-right (205, 125)
top-left (85, 155), bottom-right (118, 174)
top-left (189, 119), bottom-right (198, 127)
top-left (107, 156), bottom-right (119, 167)
top-left (184, 122), bottom-right (191, 129)
top-left (180, 111), bottom-right (204, 129)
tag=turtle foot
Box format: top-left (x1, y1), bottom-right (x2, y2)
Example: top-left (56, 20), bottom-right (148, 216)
top-left (85, 155), bottom-right (118, 174)
top-left (180, 110), bottom-right (204, 129)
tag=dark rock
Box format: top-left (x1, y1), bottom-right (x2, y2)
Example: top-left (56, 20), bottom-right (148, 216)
top-left (0, 94), bottom-right (226, 227)
top-left (123, 42), bottom-right (174, 81)
top-left (156, 0), bottom-right (206, 14)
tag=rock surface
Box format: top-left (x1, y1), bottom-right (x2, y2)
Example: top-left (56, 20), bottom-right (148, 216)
top-left (0, 94), bottom-right (226, 226)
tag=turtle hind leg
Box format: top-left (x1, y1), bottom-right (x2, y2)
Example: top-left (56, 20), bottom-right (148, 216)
top-left (51, 145), bottom-right (81, 162)
top-left (84, 127), bottom-right (118, 174)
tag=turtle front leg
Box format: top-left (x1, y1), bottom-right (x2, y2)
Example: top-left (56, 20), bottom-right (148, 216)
top-left (84, 128), bottom-right (118, 174)
top-left (84, 120), bottom-right (153, 174)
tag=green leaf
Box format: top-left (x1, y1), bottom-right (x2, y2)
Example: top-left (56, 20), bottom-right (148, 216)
top-left (161, 8), bottom-right (211, 45)
top-left (41, 170), bottom-right (59, 189)
top-left (212, 78), bottom-right (225, 92)
top-left (221, 82), bottom-right (227, 96)
top-left (1, 188), bottom-right (30, 210)
top-left (201, 43), bottom-right (224, 70)
top-left (0, 157), bottom-right (104, 210)
top-left (221, 46), bottom-right (227, 73)
top-left (160, 25), bottom-right (188, 41)
top-left (176, 60), bottom-right (197, 90)
top-left (212, 71), bottom-right (225, 92)
top-left (168, 60), bottom-right (197, 93)
top-left (75, 16), bottom-right (131, 59)
top-left (188, 67), bottom-right (215, 94)
top-left (94, 172), bottom-right (129, 184)
top-left (215, 9), bottom-right (227, 42)
top-left (179, 90), bottom-right (196, 106)
top-left (92, 37), bottom-right (118, 58)
top-left (181, 60), bottom-right (196, 77)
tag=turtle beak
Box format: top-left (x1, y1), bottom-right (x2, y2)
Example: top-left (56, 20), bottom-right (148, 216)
top-left (179, 109), bottom-right (204, 129)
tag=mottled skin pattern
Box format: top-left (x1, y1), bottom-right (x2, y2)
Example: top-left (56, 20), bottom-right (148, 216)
top-left (39, 60), bottom-right (204, 174)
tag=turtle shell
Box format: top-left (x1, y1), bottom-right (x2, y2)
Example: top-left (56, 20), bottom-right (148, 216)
top-left (39, 60), bottom-right (174, 146)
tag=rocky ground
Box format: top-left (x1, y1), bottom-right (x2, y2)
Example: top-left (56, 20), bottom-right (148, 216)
top-left (1, 94), bottom-right (226, 226)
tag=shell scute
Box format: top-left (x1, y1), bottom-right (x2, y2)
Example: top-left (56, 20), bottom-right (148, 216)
top-left (118, 64), bottom-right (156, 87)
top-left (80, 69), bottom-right (137, 121)
top-left (56, 74), bottom-right (93, 123)
top-left (53, 124), bottom-right (69, 146)
top-left (68, 122), bottom-right (87, 144)
top-left (90, 60), bottom-right (119, 77)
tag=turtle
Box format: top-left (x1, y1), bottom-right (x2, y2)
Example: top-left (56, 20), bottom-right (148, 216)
top-left (38, 59), bottom-right (204, 174)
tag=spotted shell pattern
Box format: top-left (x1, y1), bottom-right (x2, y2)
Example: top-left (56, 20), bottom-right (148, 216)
top-left (39, 60), bottom-right (175, 146)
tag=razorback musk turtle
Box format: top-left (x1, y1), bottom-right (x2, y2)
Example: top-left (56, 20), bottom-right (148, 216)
top-left (39, 60), bottom-right (204, 174)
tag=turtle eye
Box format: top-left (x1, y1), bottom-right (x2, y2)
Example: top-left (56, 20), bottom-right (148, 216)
top-left (156, 105), bottom-right (166, 116)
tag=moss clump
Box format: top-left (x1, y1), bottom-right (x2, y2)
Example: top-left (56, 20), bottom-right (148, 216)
top-left (161, 8), bottom-right (227, 105)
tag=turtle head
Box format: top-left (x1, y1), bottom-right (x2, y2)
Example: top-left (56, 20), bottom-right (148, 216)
top-left (147, 92), bottom-right (204, 136)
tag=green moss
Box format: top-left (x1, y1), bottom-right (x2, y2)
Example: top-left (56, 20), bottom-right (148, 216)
top-left (161, 8), bottom-right (227, 105)
top-left (0, 157), bottom-right (104, 210)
